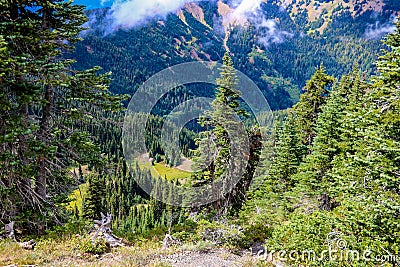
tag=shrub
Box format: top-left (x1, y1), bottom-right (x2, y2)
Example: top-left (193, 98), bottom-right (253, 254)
top-left (78, 237), bottom-right (110, 254)
top-left (181, 240), bottom-right (215, 252)
top-left (196, 219), bottom-right (245, 247)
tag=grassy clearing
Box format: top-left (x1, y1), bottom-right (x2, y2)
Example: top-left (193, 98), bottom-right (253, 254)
top-left (0, 237), bottom-right (176, 267)
top-left (138, 161), bottom-right (190, 181)
top-left (137, 154), bottom-right (191, 181)
top-left (152, 163), bottom-right (190, 181)
top-left (65, 183), bottom-right (89, 215)
top-left (0, 238), bottom-right (263, 267)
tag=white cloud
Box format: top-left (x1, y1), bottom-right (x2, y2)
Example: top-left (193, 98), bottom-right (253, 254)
top-left (221, 0), bottom-right (293, 47)
top-left (364, 21), bottom-right (396, 40)
top-left (101, 0), bottom-right (111, 6)
top-left (98, 0), bottom-right (293, 47)
top-left (221, 0), bottom-right (263, 27)
top-left (232, 0), bottom-right (263, 19)
top-left (110, 0), bottom-right (194, 28)
top-left (257, 18), bottom-right (293, 46)
top-left (109, 0), bottom-right (264, 30)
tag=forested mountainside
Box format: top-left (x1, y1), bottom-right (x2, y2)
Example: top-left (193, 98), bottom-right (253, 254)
top-left (278, 0), bottom-right (398, 32)
top-left (1, 0), bottom-right (400, 266)
top-left (70, 0), bottom-right (399, 110)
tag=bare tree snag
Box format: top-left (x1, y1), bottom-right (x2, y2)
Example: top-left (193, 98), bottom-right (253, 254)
top-left (90, 213), bottom-right (124, 247)
top-left (4, 221), bottom-right (15, 240)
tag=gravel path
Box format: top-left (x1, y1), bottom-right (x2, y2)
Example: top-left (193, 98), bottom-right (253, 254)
top-left (157, 249), bottom-right (256, 267)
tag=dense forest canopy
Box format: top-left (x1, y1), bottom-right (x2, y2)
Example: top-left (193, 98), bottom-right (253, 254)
top-left (0, 0), bottom-right (399, 266)
top-left (69, 0), bottom-right (398, 110)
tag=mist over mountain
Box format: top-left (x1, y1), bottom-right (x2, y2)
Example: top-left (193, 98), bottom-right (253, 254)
top-left (70, 0), bottom-right (400, 110)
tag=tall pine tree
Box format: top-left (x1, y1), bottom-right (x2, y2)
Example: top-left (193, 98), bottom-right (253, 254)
top-left (292, 65), bottom-right (334, 152)
top-left (0, 0), bottom-right (125, 225)
top-left (193, 52), bottom-right (261, 213)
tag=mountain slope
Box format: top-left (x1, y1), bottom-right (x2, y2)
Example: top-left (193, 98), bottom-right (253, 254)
top-left (70, 0), bottom-right (399, 110)
top-left (278, 0), bottom-right (398, 33)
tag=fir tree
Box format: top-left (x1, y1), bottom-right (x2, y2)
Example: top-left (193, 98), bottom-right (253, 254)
top-left (330, 21), bottom-right (400, 252)
top-left (0, 0), bottom-right (126, 224)
top-left (83, 173), bottom-right (105, 219)
top-left (269, 114), bottom-right (304, 191)
top-left (194, 52), bottom-right (262, 212)
top-left (295, 70), bottom-right (366, 210)
top-left (292, 65), bottom-right (334, 152)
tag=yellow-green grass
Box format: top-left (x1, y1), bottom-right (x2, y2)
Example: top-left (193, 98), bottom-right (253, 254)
top-left (137, 156), bottom-right (191, 181)
top-left (0, 236), bottom-right (176, 267)
top-left (65, 161), bottom-right (190, 215)
top-left (65, 183), bottom-right (88, 216)
top-left (152, 163), bottom-right (191, 181)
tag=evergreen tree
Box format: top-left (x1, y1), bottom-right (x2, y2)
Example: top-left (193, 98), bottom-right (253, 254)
top-left (193, 52), bottom-right (247, 208)
top-left (194, 52), bottom-right (263, 212)
top-left (241, 114), bottom-right (302, 228)
top-left (294, 70), bottom-right (366, 210)
top-left (370, 20), bottom-right (400, 193)
top-left (237, 21), bottom-right (400, 266)
top-left (269, 114), bottom-right (304, 191)
top-left (0, 0), bottom-right (125, 224)
top-left (209, 52), bottom-right (249, 180)
top-left (292, 65), bottom-right (334, 151)
top-left (83, 173), bottom-right (105, 219)
top-left (335, 20), bottom-right (400, 252)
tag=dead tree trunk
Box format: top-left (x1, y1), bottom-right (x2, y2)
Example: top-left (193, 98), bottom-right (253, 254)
top-left (91, 213), bottom-right (124, 247)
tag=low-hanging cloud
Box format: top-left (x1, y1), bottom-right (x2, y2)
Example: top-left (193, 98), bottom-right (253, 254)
top-left (110, 0), bottom-right (195, 28)
top-left (221, 0), bottom-right (263, 27)
top-left (89, 0), bottom-right (293, 48)
top-left (224, 0), bottom-right (293, 47)
top-left (231, 0), bottom-right (263, 19)
top-left (364, 21), bottom-right (396, 40)
top-left (108, 0), bottom-right (265, 30)
top-left (81, 0), bottom-right (208, 35)
top-left (257, 18), bottom-right (293, 46)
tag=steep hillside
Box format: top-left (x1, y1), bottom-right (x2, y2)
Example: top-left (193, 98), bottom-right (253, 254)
top-left (70, 0), bottom-right (398, 110)
top-left (279, 0), bottom-right (399, 33)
